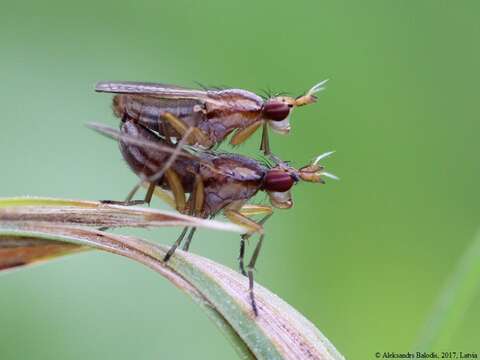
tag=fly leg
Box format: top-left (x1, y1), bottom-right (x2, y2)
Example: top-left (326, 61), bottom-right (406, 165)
top-left (109, 182), bottom-right (177, 209)
top-left (99, 178), bottom-right (154, 233)
top-left (124, 183), bottom-right (142, 203)
top-left (164, 173), bottom-right (204, 259)
top-left (182, 228), bottom-right (197, 252)
top-left (224, 207), bottom-right (272, 316)
top-left (247, 234), bottom-right (264, 316)
top-left (163, 168), bottom-right (188, 261)
top-left (97, 199), bottom-right (144, 231)
top-left (244, 212), bottom-right (272, 316)
top-left (142, 182), bottom-right (155, 205)
top-left (151, 185), bottom-right (176, 209)
top-left (224, 209), bottom-right (264, 235)
top-left (161, 112), bottom-right (212, 148)
top-left (164, 168), bottom-right (186, 213)
top-left (163, 174), bottom-right (205, 261)
top-left (100, 183), bottom-right (159, 233)
top-left (182, 174), bottom-right (205, 251)
top-left (239, 204), bottom-right (273, 217)
top-left (239, 216), bottom-right (272, 277)
top-left (230, 121), bottom-right (263, 147)
top-left (237, 205), bottom-right (273, 276)
top-left (260, 121), bottom-right (271, 155)
top-left (121, 180), bottom-right (154, 206)
top-left (159, 115), bottom-right (175, 145)
top-left (239, 235), bottom-right (247, 276)
top-left (164, 226), bottom-right (189, 262)
top-left (224, 208), bottom-right (263, 275)
top-left (99, 199), bottom-right (145, 206)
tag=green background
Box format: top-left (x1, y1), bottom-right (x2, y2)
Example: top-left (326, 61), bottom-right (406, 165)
top-left (1, 1), bottom-right (479, 359)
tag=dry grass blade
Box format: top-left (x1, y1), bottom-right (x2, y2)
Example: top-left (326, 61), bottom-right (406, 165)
top-left (0, 225), bottom-right (344, 360)
top-left (0, 197), bottom-right (345, 359)
top-left (0, 234), bottom-right (87, 272)
top-left (0, 196), bottom-right (244, 233)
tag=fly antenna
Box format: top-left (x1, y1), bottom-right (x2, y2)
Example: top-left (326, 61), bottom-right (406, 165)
top-left (295, 79), bottom-right (329, 106)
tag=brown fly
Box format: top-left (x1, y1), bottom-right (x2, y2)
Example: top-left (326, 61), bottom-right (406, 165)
top-left (95, 79), bottom-right (328, 155)
top-left (88, 119), bottom-right (337, 316)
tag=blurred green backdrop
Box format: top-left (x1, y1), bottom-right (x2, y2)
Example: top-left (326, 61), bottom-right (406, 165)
top-left (1, 1), bottom-right (479, 359)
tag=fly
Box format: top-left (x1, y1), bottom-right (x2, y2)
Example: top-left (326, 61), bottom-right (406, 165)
top-left (95, 79), bottom-right (328, 155)
top-left (88, 119), bottom-right (337, 315)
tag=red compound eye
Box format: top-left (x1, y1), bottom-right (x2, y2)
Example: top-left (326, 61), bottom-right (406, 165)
top-left (262, 100), bottom-right (291, 121)
top-left (263, 169), bottom-right (294, 192)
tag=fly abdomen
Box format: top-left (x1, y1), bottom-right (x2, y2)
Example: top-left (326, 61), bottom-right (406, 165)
top-left (119, 119), bottom-right (171, 178)
top-left (119, 119), bottom-right (197, 190)
top-left (113, 94), bottom-right (205, 134)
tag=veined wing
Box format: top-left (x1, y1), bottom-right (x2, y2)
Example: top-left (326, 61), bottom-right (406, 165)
top-left (198, 152), bottom-right (265, 182)
top-left (87, 122), bottom-right (237, 178)
top-left (87, 122), bottom-right (196, 160)
top-left (95, 81), bottom-right (209, 100)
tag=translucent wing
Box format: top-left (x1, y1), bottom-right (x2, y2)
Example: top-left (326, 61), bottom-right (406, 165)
top-left (95, 81), bottom-right (210, 100)
top-left (86, 122), bottom-right (196, 160)
top-left (87, 122), bottom-right (238, 178)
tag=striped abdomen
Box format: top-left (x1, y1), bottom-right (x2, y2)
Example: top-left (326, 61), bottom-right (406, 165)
top-left (113, 94), bottom-right (204, 135)
top-left (113, 89), bottom-right (264, 145)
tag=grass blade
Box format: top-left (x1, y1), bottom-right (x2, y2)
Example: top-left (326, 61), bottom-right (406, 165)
top-left (414, 229), bottom-right (480, 350)
top-left (0, 234), bottom-right (87, 272)
top-left (0, 196), bottom-right (244, 233)
top-left (0, 222), bottom-right (344, 359)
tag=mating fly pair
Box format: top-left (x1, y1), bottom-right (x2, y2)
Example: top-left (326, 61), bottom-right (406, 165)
top-left (94, 80), bottom-right (336, 315)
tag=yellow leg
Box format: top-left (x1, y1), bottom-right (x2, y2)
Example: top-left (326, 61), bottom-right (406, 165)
top-left (230, 120), bottom-right (263, 146)
top-left (141, 182), bottom-right (176, 209)
top-left (164, 169), bottom-right (186, 213)
top-left (144, 182), bottom-right (155, 206)
top-left (161, 112), bottom-right (212, 147)
top-left (239, 204), bottom-right (273, 217)
top-left (182, 175), bottom-right (205, 252)
top-left (163, 171), bottom-right (192, 261)
top-left (192, 175), bottom-right (205, 216)
top-left (224, 209), bottom-right (264, 235)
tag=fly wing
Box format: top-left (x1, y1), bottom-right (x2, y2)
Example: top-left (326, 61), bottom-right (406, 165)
top-left (95, 81), bottom-right (210, 100)
top-left (86, 122), bottom-right (196, 160)
top-left (87, 122), bottom-right (234, 178)
top-left (208, 155), bottom-right (265, 182)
